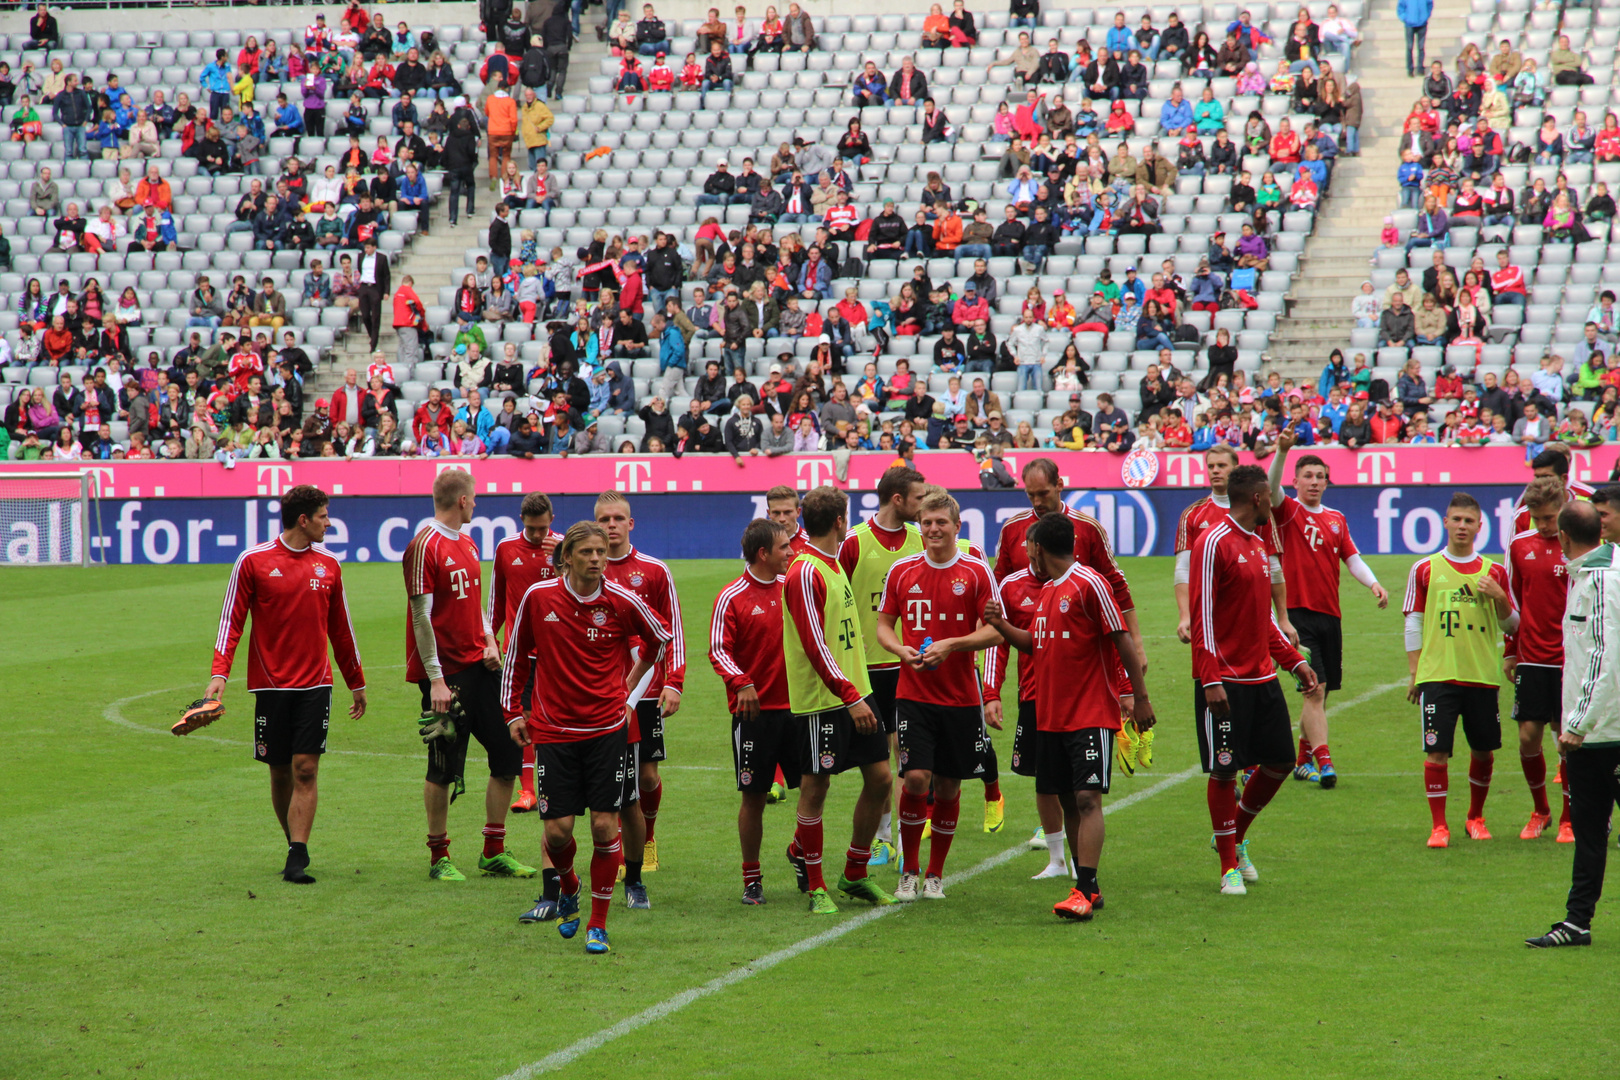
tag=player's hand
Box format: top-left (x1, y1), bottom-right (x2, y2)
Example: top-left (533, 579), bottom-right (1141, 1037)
top-left (983, 699), bottom-right (1004, 730)
top-left (896, 645), bottom-right (924, 670)
top-left (1559, 729), bottom-right (1585, 752)
top-left (1278, 427), bottom-right (1296, 451)
top-left (659, 687), bottom-right (682, 718)
top-left (349, 688), bottom-right (367, 720)
top-left (1280, 618), bottom-right (1300, 650)
top-left (508, 716), bottom-right (532, 747)
top-left (1176, 617), bottom-right (1192, 644)
top-left (1293, 661), bottom-right (1319, 697)
top-left (1476, 573), bottom-right (1507, 604)
top-left (849, 698), bottom-right (878, 733)
top-left (1503, 657), bottom-right (1518, 681)
top-left (1371, 583), bottom-right (1389, 609)
top-left (205, 675), bottom-right (228, 701)
top-left (982, 598), bottom-right (1003, 627)
top-left (429, 677), bottom-right (453, 715)
top-left (1132, 695), bottom-right (1156, 731)
top-left (919, 638), bottom-right (953, 668)
top-left (1406, 674), bottom-right (1420, 704)
top-left (482, 637), bottom-right (502, 671)
top-left (735, 684), bottom-right (760, 721)
top-left (1204, 684), bottom-right (1230, 717)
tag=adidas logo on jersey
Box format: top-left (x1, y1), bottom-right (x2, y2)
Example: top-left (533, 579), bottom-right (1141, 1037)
top-left (751, 605), bottom-right (765, 615)
top-left (513, 556), bottom-right (523, 565)
top-left (909, 584), bottom-right (923, 593)
top-left (1526, 550), bottom-right (1536, 560)
top-left (1237, 554), bottom-right (1247, 563)
top-left (445, 557), bottom-right (456, 566)
top-left (269, 568), bottom-right (282, 577)
top-left (1020, 596), bottom-right (1035, 607)
top-left (544, 611), bottom-right (560, 622)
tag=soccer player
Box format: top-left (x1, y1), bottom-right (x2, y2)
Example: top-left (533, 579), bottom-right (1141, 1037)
top-left (199, 484), bottom-right (365, 885)
top-left (489, 493), bottom-right (563, 815)
top-left (405, 470), bottom-right (535, 882)
top-left (1190, 465), bottom-right (1318, 896)
top-left (985, 533), bottom-right (1069, 878)
top-left (1504, 478), bottom-right (1573, 842)
top-left (595, 491), bottom-right (684, 900)
top-left (502, 521), bottom-right (673, 955)
top-left (1588, 486), bottom-right (1620, 543)
top-left (875, 491), bottom-right (1004, 901)
top-left (1512, 445), bottom-right (1595, 533)
top-left (1267, 430), bottom-right (1390, 788)
top-left (709, 518), bottom-right (798, 904)
top-left (1403, 492), bottom-right (1519, 848)
top-left (784, 485), bottom-right (898, 914)
top-left (984, 512), bottom-right (1155, 920)
top-left (1176, 444), bottom-right (1295, 649)
top-left (766, 484), bottom-right (814, 554)
top-left (995, 457), bottom-right (1147, 775)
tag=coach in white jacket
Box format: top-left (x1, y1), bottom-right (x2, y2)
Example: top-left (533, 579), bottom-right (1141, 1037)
top-left (1527, 501), bottom-right (1620, 948)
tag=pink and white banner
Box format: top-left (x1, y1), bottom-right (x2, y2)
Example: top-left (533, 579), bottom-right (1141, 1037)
top-left (5, 447), bottom-right (1616, 500)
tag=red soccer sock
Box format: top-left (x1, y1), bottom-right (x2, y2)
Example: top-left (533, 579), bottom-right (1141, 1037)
top-left (1424, 761), bottom-right (1449, 829)
top-left (742, 860), bottom-right (761, 888)
top-left (795, 813), bottom-right (826, 891)
top-left (1467, 753), bottom-right (1494, 819)
top-left (1235, 767), bottom-right (1287, 843)
top-left (925, 795), bottom-right (960, 878)
top-left (520, 744), bottom-right (537, 796)
top-left (1521, 750), bottom-right (1550, 816)
top-left (427, 832), bottom-right (450, 866)
top-left (1312, 743), bottom-right (1332, 770)
top-left (640, 781), bottom-right (663, 843)
top-left (843, 844), bottom-right (869, 882)
top-left (481, 822), bottom-right (506, 859)
top-left (983, 779), bottom-right (1001, 803)
top-left (1296, 735), bottom-right (1312, 767)
top-left (588, 838), bottom-right (621, 931)
top-left (898, 788), bottom-right (929, 875)
top-left (1207, 777), bottom-right (1238, 873)
top-left (547, 835), bottom-right (580, 895)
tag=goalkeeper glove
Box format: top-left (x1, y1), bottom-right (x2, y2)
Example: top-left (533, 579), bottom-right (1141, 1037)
top-left (418, 711), bottom-right (457, 744)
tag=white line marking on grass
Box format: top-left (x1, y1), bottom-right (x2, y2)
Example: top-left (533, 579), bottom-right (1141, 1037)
top-left (1326, 680), bottom-right (1411, 713)
top-left (495, 765), bottom-right (1202, 1080)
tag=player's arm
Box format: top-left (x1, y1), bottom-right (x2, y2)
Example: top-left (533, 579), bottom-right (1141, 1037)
top-left (981, 596), bottom-right (1033, 652)
top-left (1269, 555), bottom-right (1297, 647)
top-left (1110, 627), bottom-right (1154, 730)
top-left (1174, 509), bottom-right (1193, 643)
top-left (486, 549), bottom-right (507, 644)
top-left (1343, 545), bottom-right (1388, 607)
top-left (837, 530), bottom-right (861, 577)
top-left (1188, 535), bottom-right (1229, 713)
top-left (480, 592), bottom-right (500, 671)
top-left (1403, 559), bottom-right (1426, 702)
top-left (784, 562), bottom-right (869, 718)
top-left (875, 610), bottom-right (922, 668)
top-left (1562, 575), bottom-right (1619, 750)
top-left (919, 619), bottom-right (1004, 667)
top-left (326, 568), bottom-right (367, 719)
top-left (657, 567), bottom-right (685, 715)
top-left (1477, 562), bottom-right (1519, 633)
top-left (1501, 547), bottom-right (1521, 674)
top-left (405, 539), bottom-right (453, 713)
top-left (1268, 612), bottom-right (1316, 695)
top-left (992, 527), bottom-right (1012, 580)
top-left (709, 588), bottom-right (759, 719)
top-left (207, 551), bottom-right (255, 699)
top-left (1267, 428), bottom-right (1294, 505)
top-left (500, 592), bottom-right (536, 747)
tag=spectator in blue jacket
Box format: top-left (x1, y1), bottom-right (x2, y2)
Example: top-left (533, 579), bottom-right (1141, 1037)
top-left (270, 93), bottom-right (304, 136)
top-left (1105, 11), bottom-right (1134, 55)
top-left (852, 61), bottom-right (887, 107)
top-left (199, 49), bottom-right (234, 119)
top-left (1397, 148), bottom-right (1424, 208)
top-left (795, 245), bottom-right (832, 298)
top-left (396, 162), bottom-right (430, 232)
top-left (1397, 0), bottom-right (1432, 77)
top-left (1158, 84), bottom-right (1194, 135)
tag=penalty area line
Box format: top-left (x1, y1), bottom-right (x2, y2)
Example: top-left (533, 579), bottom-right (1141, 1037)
top-left (495, 765), bottom-right (1202, 1080)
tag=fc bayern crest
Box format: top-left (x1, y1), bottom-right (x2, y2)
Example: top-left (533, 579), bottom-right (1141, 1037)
top-left (314, 563), bottom-right (327, 577)
top-left (1121, 447), bottom-right (1159, 488)
top-left (820, 754), bottom-right (835, 769)
top-left (739, 770), bottom-right (753, 786)
top-left (1058, 598), bottom-right (1071, 612)
top-left (591, 610), bottom-right (608, 626)
top-left (630, 573), bottom-right (645, 587)
top-left (1216, 751), bottom-right (1233, 766)
top-left (951, 580), bottom-right (966, 595)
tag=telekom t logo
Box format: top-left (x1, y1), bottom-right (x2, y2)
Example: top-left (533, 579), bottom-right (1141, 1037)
top-left (1162, 453), bottom-right (1206, 488)
top-left (796, 458), bottom-right (835, 489)
top-left (906, 598), bottom-right (932, 631)
top-left (615, 460), bottom-right (652, 492)
top-left (1355, 451), bottom-right (1397, 485)
top-left (82, 466), bottom-right (115, 497)
top-left (256, 464), bottom-right (294, 495)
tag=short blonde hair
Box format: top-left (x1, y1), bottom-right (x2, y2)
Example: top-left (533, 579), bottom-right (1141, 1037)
top-left (594, 490), bottom-right (630, 516)
top-left (432, 468), bottom-right (474, 510)
top-left (918, 490), bottom-right (960, 524)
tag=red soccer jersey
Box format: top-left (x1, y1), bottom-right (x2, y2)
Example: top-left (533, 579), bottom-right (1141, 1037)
top-left (994, 506), bottom-right (1135, 613)
top-left (1190, 515), bottom-right (1306, 687)
top-left (1504, 529), bottom-right (1568, 667)
top-left (1513, 480), bottom-right (1595, 533)
top-left (986, 568), bottom-right (1042, 703)
top-left (790, 526), bottom-right (813, 555)
top-left (1177, 494), bottom-right (1282, 557)
top-left (488, 529), bottom-right (562, 645)
top-left (708, 570), bottom-right (790, 713)
top-left (403, 521), bottom-right (489, 683)
top-left (1033, 563), bottom-right (1127, 731)
top-left (212, 537), bottom-right (365, 692)
top-left (877, 550), bottom-right (1001, 707)
top-left (500, 577), bottom-right (673, 743)
top-left (603, 547), bottom-right (686, 696)
top-left (1275, 496), bottom-right (1360, 618)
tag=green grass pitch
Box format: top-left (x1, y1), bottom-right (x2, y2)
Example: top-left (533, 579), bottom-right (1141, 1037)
top-left (3, 555), bottom-right (1617, 1079)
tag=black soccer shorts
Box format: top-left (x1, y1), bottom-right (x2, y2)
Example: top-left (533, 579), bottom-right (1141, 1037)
top-left (896, 699), bottom-right (990, 781)
top-left (253, 687), bottom-right (331, 766)
top-left (1419, 681), bottom-right (1502, 755)
top-left (634, 697), bottom-right (667, 761)
top-left (801, 699), bottom-right (890, 776)
top-left (1195, 679), bottom-right (1296, 773)
top-left (534, 726), bottom-right (632, 819)
top-left (732, 708), bottom-right (804, 792)
top-left (1289, 607), bottom-right (1343, 693)
top-left (1034, 728), bottom-right (1115, 796)
top-left (420, 663), bottom-right (523, 786)
top-left (869, 666), bottom-right (900, 735)
top-left (1512, 665), bottom-right (1563, 728)
top-left (1010, 699), bottom-right (1038, 777)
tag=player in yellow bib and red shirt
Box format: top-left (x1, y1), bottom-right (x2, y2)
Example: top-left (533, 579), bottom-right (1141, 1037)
top-left (199, 484), bottom-right (366, 885)
top-left (875, 490), bottom-right (1004, 901)
top-left (985, 511), bottom-right (1154, 921)
top-left (1266, 430), bottom-right (1390, 789)
top-left (1403, 492), bottom-right (1519, 849)
top-left (404, 470), bottom-right (535, 883)
top-left (1504, 478), bottom-right (1574, 843)
top-left (488, 492), bottom-right (564, 816)
top-left (501, 521), bottom-right (673, 955)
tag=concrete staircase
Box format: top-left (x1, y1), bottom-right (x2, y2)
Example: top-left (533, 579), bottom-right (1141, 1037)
top-left (313, 33), bottom-right (609, 393)
top-left (1266, 0), bottom-right (1470, 381)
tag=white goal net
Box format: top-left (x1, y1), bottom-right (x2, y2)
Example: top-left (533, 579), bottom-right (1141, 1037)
top-left (0, 472), bottom-right (100, 566)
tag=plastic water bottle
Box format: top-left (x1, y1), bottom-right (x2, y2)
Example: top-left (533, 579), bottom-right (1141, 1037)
top-left (920, 636), bottom-right (940, 670)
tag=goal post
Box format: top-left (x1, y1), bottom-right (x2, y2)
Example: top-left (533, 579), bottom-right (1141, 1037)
top-left (0, 472), bottom-right (100, 567)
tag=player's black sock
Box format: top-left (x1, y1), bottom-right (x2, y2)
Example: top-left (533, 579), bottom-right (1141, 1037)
top-left (542, 867), bottom-right (560, 903)
top-left (624, 859), bottom-right (644, 887)
top-left (283, 842), bottom-right (315, 884)
top-left (1075, 866), bottom-right (1099, 896)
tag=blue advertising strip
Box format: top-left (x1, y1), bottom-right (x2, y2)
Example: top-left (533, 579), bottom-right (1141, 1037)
top-left (3, 486), bottom-right (1531, 566)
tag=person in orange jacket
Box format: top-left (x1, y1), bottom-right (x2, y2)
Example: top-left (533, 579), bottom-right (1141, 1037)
top-left (483, 76), bottom-right (519, 186)
top-left (931, 204), bottom-right (963, 252)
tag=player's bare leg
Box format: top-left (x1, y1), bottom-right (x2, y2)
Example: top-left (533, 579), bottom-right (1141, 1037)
top-left (1031, 793), bottom-right (1068, 878)
top-left (1294, 685), bottom-right (1333, 785)
top-left (638, 759), bottom-right (663, 870)
top-left (738, 791), bottom-right (770, 902)
top-left (1518, 720), bottom-right (1554, 839)
top-left (269, 754), bottom-right (320, 883)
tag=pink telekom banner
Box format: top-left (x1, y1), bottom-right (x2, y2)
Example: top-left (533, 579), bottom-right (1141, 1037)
top-left (8, 447), bottom-right (1618, 500)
